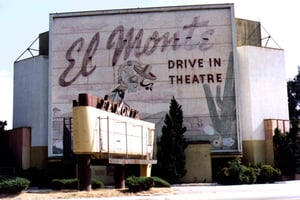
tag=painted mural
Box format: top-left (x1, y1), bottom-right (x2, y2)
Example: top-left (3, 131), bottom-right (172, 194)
top-left (50, 5), bottom-right (240, 155)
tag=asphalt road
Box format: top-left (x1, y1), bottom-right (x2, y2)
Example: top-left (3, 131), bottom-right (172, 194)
top-left (77, 180), bottom-right (300, 200)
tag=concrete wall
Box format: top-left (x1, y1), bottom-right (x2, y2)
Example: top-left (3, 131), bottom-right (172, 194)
top-left (49, 4), bottom-right (240, 156)
top-left (13, 56), bottom-right (49, 168)
top-left (6, 127), bottom-right (31, 170)
top-left (235, 18), bottom-right (261, 47)
top-left (237, 46), bottom-right (289, 164)
top-left (181, 142), bottom-right (212, 183)
top-left (91, 166), bottom-right (114, 185)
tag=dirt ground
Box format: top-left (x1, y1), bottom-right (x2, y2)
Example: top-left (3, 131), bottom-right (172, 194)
top-left (0, 187), bottom-right (176, 200)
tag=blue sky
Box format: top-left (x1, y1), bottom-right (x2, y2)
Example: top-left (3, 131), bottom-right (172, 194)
top-left (1, 0), bottom-right (299, 128)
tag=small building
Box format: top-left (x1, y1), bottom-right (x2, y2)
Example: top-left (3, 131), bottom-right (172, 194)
top-left (9, 4), bottom-right (289, 183)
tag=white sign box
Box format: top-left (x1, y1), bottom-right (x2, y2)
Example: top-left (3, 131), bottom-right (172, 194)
top-left (49, 4), bottom-right (240, 155)
top-left (72, 106), bottom-right (155, 157)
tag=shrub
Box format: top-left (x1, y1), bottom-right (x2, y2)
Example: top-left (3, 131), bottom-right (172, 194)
top-left (240, 165), bottom-right (257, 184)
top-left (151, 176), bottom-right (170, 187)
top-left (51, 178), bottom-right (77, 190)
top-left (51, 178), bottom-right (104, 190)
top-left (257, 165), bottom-right (281, 183)
top-left (125, 176), bottom-right (154, 192)
top-left (91, 179), bottom-right (104, 189)
top-left (216, 158), bottom-right (281, 185)
top-left (0, 176), bottom-right (30, 194)
top-left (215, 158), bottom-right (243, 185)
top-left (216, 167), bottom-right (237, 185)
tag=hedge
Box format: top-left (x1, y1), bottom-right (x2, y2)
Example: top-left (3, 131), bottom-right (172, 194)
top-left (51, 178), bottom-right (104, 190)
top-left (0, 176), bottom-right (30, 194)
top-left (125, 176), bottom-right (154, 192)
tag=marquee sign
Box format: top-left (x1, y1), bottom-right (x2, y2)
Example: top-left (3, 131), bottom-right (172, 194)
top-left (72, 94), bottom-right (155, 158)
top-left (49, 4), bottom-right (240, 155)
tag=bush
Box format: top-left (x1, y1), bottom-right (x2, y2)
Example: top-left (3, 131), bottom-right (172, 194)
top-left (0, 176), bottom-right (30, 194)
top-left (216, 158), bottom-right (281, 185)
top-left (215, 158), bottom-right (244, 185)
top-left (257, 164), bottom-right (281, 183)
top-left (51, 178), bottom-right (77, 190)
top-left (51, 178), bottom-right (104, 190)
top-left (240, 165), bottom-right (257, 184)
top-left (151, 176), bottom-right (170, 187)
top-left (91, 179), bottom-right (104, 189)
top-left (125, 176), bottom-right (154, 192)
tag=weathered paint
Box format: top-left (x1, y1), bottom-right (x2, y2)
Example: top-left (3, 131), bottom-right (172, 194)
top-left (49, 4), bottom-right (240, 155)
top-left (237, 46), bottom-right (289, 141)
top-left (72, 106), bottom-right (155, 156)
top-left (13, 56), bottom-right (49, 147)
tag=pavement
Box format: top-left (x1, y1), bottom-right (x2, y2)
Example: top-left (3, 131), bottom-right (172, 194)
top-left (65, 180), bottom-right (300, 200)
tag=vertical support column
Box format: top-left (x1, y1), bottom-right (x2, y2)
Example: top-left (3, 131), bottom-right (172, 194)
top-left (264, 119), bottom-right (276, 166)
top-left (77, 155), bottom-right (92, 191)
top-left (114, 164), bottom-right (126, 188)
top-left (140, 164), bottom-right (152, 177)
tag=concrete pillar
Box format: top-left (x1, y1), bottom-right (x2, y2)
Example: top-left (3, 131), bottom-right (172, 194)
top-left (140, 164), bottom-right (152, 177)
top-left (114, 165), bottom-right (126, 188)
top-left (77, 155), bottom-right (91, 191)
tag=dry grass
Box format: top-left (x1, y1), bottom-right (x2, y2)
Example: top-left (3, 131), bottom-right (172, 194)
top-left (0, 187), bottom-right (176, 200)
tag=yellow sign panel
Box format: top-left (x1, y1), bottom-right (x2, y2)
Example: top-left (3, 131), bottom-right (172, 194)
top-left (72, 106), bottom-right (155, 157)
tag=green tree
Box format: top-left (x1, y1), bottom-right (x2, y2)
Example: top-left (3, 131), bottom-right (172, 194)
top-left (287, 66), bottom-right (300, 139)
top-left (273, 128), bottom-right (295, 176)
top-left (288, 67), bottom-right (300, 166)
top-left (156, 96), bottom-right (187, 183)
top-left (276, 67), bottom-right (300, 176)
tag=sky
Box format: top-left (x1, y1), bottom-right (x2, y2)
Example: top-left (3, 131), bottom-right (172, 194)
top-left (1, 0), bottom-right (300, 129)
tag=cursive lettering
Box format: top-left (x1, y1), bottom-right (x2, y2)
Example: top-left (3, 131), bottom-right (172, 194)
top-left (106, 16), bottom-right (214, 66)
top-left (59, 32), bottom-right (99, 87)
top-left (60, 16), bottom-right (215, 86)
